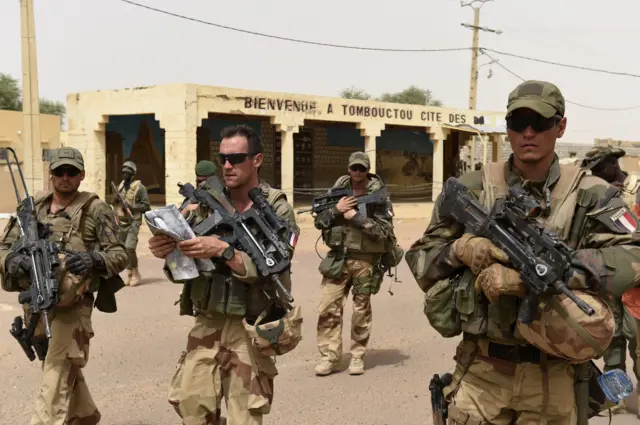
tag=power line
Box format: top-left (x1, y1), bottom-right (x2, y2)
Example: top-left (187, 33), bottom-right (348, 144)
top-left (119, 0), bottom-right (640, 79)
top-left (117, 0), bottom-right (469, 53)
top-left (481, 50), bottom-right (640, 111)
top-left (481, 48), bottom-right (640, 79)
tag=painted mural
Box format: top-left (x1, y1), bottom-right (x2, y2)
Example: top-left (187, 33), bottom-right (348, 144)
top-left (105, 114), bottom-right (165, 195)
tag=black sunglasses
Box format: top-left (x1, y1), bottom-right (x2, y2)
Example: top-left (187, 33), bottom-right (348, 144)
top-left (506, 113), bottom-right (561, 133)
top-left (52, 166), bottom-right (81, 177)
top-left (218, 152), bottom-right (255, 166)
top-left (349, 165), bottom-right (367, 173)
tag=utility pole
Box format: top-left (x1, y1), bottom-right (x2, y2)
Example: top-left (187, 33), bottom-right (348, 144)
top-left (461, 0), bottom-right (502, 110)
top-left (460, 0), bottom-right (501, 172)
top-left (20, 0), bottom-right (43, 194)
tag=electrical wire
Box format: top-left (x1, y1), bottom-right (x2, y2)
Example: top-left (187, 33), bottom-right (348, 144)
top-left (117, 0), bottom-right (470, 53)
top-left (481, 50), bottom-right (640, 111)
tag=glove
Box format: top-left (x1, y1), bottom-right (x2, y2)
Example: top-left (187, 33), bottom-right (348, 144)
top-left (5, 252), bottom-right (32, 279)
top-left (65, 252), bottom-right (104, 276)
top-left (475, 263), bottom-right (525, 303)
top-left (451, 233), bottom-right (509, 275)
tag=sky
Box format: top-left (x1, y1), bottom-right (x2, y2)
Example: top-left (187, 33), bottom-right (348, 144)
top-left (1, 0), bottom-right (639, 143)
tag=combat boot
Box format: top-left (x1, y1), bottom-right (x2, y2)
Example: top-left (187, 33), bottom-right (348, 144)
top-left (124, 269), bottom-right (133, 286)
top-left (129, 267), bottom-right (141, 287)
top-left (315, 360), bottom-right (337, 376)
top-left (349, 357), bottom-right (364, 375)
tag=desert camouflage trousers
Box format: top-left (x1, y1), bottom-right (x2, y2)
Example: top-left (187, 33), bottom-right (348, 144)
top-left (447, 339), bottom-right (576, 425)
top-left (603, 295), bottom-right (640, 380)
top-left (168, 315), bottom-right (278, 425)
top-left (117, 218), bottom-right (141, 269)
top-left (29, 296), bottom-right (100, 425)
top-left (316, 258), bottom-right (374, 362)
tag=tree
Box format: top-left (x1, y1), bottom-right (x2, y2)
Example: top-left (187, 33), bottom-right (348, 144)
top-left (339, 86), bottom-right (371, 100)
top-left (339, 84), bottom-right (443, 106)
top-left (0, 73), bottom-right (66, 119)
top-left (378, 85), bottom-right (443, 106)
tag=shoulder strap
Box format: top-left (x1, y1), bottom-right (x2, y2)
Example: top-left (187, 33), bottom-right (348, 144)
top-left (547, 165), bottom-right (585, 225)
top-left (481, 161), bottom-right (508, 208)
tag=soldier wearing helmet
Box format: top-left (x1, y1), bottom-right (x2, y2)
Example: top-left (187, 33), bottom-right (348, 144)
top-left (109, 160), bottom-right (150, 286)
top-left (406, 80), bottom-right (640, 424)
top-left (581, 145), bottom-right (640, 415)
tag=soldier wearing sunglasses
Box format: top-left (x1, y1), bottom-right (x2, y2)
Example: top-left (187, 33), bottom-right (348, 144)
top-left (0, 147), bottom-right (128, 425)
top-left (148, 125), bottom-right (300, 425)
top-left (581, 145), bottom-right (640, 415)
top-left (406, 80), bottom-right (640, 424)
top-left (314, 151), bottom-right (397, 377)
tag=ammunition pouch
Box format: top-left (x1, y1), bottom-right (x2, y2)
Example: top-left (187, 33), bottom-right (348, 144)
top-left (176, 281), bottom-right (195, 316)
top-left (352, 266), bottom-right (383, 296)
top-left (318, 250), bottom-right (346, 280)
top-left (322, 226), bottom-right (345, 250)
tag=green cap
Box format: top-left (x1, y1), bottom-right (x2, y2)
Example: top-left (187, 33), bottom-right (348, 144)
top-left (50, 147), bottom-right (84, 171)
top-left (580, 146), bottom-right (626, 170)
top-left (122, 161), bottom-right (137, 174)
top-left (348, 151), bottom-right (370, 169)
top-left (195, 160), bottom-right (217, 177)
top-left (506, 80), bottom-right (565, 118)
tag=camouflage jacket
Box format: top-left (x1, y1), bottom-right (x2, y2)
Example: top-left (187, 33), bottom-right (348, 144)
top-left (314, 174), bottom-right (394, 255)
top-left (406, 155), bottom-right (640, 299)
top-left (0, 191), bottom-right (128, 287)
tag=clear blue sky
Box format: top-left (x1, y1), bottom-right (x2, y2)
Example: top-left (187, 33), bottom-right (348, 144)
top-left (1, 0), bottom-right (638, 143)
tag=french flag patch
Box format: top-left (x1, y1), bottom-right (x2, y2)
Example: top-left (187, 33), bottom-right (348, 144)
top-left (288, 231), bottom-right (298, 247)
top-left (611, 207), bottom-right (638, 233)
top-left (387, 207), bottom-right (394, 217)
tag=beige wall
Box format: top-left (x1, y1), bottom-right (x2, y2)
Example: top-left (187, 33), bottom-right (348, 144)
top-left (66, 84), bottom-right (506, 207)
top-left (0, 110), bottom-right (62, 214)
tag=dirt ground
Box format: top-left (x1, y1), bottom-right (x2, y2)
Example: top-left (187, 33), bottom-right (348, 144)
top-left (0, 218), bottom-right (638, 424)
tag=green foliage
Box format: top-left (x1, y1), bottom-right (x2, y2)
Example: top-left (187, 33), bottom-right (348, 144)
top-left (339, 84), bottom-right (443, 106)
top-left (0, 73), bottom-right (66, 118)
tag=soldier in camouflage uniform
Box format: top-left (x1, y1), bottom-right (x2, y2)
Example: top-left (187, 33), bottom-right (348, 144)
top-left (314, 151), bottom-right (396, 376)
top-left (406, 81), bottom-right (640, 424)
top-left (195, 160), bottom-right (217, 187)
top-left (110, 161), bottom-right (150, 286)
top-left (149, 125), bottom-right (301, 425)
top-left (581, 145), bottom-right (640, 414)
top-left (0, 147), bottom-right (128, 425)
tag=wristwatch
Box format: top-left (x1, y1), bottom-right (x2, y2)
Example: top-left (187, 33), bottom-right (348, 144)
top-left (220, 245), bottom-right (235, 261)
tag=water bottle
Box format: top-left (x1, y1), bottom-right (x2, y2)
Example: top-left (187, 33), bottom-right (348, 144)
top-left (597, 368), bottom-right (634, 404)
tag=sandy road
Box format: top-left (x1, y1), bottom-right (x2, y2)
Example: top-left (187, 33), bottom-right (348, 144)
top-left (0, 220), bottom-right (637, 424)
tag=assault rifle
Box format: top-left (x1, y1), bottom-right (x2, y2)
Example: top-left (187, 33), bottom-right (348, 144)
top-left (1, 147), bottom-right (62, 361)
top-left (110, 181), bottom-right (133, 219)
top-left (439, 177), bottom-right (595, 325)
top-left (177, 177), bottom-right (297, 310)
top-left (429, 372), bottom-right (452, 425)
top-left (296, 187), bottom-right (388, 216)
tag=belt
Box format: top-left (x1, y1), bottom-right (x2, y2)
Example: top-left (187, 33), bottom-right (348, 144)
top-left (483, 340), bottom-right (561, 364)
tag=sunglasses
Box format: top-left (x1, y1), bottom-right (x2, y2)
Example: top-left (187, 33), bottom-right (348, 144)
top-left (218, 152), bottom-right (254, 166)
top-left (52, 166), bottom-right (81, 177)
top-left (506, 113), bottom-right (561, 133)
top-left (349, 165), bottom-right (367, 173)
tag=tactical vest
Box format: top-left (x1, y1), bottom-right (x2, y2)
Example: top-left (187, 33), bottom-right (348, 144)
top-left (461, 161), bottom-right (590, 345)
top-left (33, 191), bottom-right (101, 305)
top-left (322, 174), bottom-right (389, 254)
top-left (116, 180), bottom-right (142, 220)
top-left (182, 183), bottom-right (293, 319)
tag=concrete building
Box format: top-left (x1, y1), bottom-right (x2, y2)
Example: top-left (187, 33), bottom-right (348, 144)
top-left (65, 84), bottom-right (507, 208)
top-left (0, 110), bottom-right (62, 213)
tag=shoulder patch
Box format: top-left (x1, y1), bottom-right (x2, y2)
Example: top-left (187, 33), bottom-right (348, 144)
top-left (610, 207), bottom-right (639, 233)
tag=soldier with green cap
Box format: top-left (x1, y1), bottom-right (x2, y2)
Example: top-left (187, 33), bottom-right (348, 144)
top-left (109, 160), bottom-right (150, 286)
top-left (195, 160), bottom-right (217, 187)
top-left (313, 151), bottom-right (400, 376)
top-left (405, 80), bottom-right (640, 424)
top-left (580, 145), bottom-right (640, 415)
top-left (0, 146), bottom-right (128, 424)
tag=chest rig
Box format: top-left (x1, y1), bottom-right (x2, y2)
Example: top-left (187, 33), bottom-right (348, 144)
top-left (116, 180), bottom-right (142, 220)
top-left (471, 161), bottom-right (585, 344)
